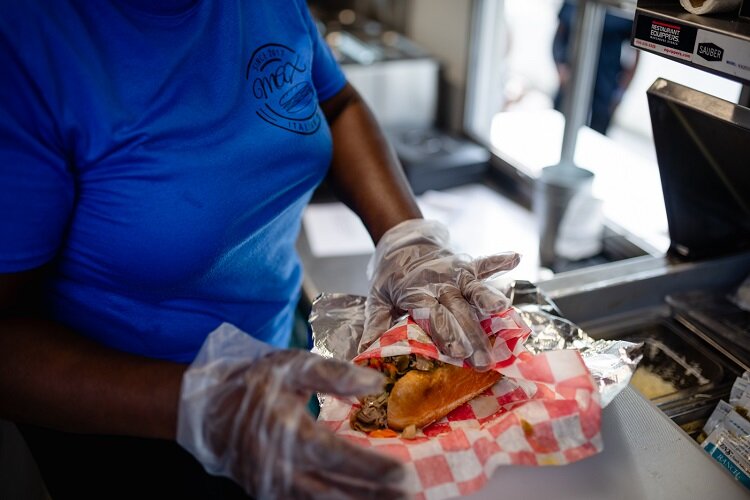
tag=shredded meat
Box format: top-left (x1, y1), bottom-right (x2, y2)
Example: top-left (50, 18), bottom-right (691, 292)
top-left (351, 392), bottom-right (388, 432)
top-left (352, 354), bottom-right (443, 432)
top-left (411, 356), bottom-right (433, 371)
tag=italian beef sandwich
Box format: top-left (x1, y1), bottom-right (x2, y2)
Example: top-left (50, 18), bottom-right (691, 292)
top-left (351, 354), bottom-right (501, 437)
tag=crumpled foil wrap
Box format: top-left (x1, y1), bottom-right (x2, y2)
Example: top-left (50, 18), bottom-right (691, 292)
top-left (310, 281), bottom-right (641, 408)
top-left (308, 293), bottom-right (368, 363)
top-left (508, 281), bottom-right (642, 407)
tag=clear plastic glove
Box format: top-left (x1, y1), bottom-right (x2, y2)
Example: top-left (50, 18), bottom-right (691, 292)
top-left (361, 220), bottom-right (520, 371)
top-left (177, 323), bottom-right (406, 499)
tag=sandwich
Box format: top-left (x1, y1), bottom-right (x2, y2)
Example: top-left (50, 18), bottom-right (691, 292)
top-left (351, 354), bottom-right (501, 437)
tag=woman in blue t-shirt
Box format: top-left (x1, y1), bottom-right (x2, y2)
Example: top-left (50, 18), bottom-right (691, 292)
top-left (0, 1), bottom-right (517, 497)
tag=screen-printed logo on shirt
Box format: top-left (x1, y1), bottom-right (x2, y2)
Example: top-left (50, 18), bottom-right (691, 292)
top-left (246, 43), bottom-right (321, 135)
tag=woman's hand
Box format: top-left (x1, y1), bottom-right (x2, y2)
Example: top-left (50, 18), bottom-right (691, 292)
top-left (177, 325), bottom-right (406, 499)
top-left (361, 220), bottom-right (519, 371)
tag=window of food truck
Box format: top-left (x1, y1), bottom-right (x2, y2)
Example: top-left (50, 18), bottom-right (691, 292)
top-left (465, 0), bottom-right (744, 255)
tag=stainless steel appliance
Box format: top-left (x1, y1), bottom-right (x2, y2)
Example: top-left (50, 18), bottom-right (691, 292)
top-left (323, 23), bottom-right (439, 129)
top-left (539, 76), bottom-right (750, 441)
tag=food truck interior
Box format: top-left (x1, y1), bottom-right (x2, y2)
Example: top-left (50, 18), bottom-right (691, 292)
top-left (2, 0), bottom-right (750, 498)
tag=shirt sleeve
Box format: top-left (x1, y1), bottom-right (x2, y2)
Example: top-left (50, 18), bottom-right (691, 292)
top-left (294, 0), bottom-right (347, 102)
top-left (0, 36), bottom-right (75, 273)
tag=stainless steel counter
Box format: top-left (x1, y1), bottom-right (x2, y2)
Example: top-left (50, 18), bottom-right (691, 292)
top-left (469, 386), bottom-right (748, 499)
top-left (537, 252), bottom-right (750, 327)
top-left (538, 251), bottom-right (750, 373)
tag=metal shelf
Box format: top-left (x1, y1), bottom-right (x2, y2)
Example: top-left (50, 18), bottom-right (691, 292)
top-left (632, 1), bottom-right (750, 84)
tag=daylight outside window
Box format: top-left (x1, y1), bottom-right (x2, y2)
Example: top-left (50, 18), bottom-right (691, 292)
top-left (465, 0), bottom-right (743, 256)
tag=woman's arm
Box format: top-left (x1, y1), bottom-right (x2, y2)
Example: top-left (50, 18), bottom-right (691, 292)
top-left (0, 267), bottom-right (185, 439)
top-left (321, 83), bottom-right (518, 370)
top-left (320, 83), bottom-right (422, 243)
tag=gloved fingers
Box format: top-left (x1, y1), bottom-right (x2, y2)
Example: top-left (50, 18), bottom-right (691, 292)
top-left (408, 291), bottom-right (473, 359)
top-left (375, 220), bottom-right (450, 258)
top-left (293, 469), bottom-right (409, 500)
top-left (462, 279), bottom-right (512, 315)
top-left (401, 288), bottom-right (479, 362)
top-left (289, 353), bottom-right (387, 397)
top-left (238, 403), bottom-right (406, 498)
top-left (296, 418), bottom-right (406, 486)
top-left (360, 292), bottom-right (396, 353)
top-left (290, 472), bottom-right (349, 500)
top-left (472, 252), bottom-right (521, 280)
top-left (310, 471), bottom-right (410, 500)
top-left (437, 286), bottom-right (495, 371)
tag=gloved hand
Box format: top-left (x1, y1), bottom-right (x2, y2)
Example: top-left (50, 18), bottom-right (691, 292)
top-left (361, 220), bottom-right (520, 371)
top-left (177, 324), bottom-right (406, 499)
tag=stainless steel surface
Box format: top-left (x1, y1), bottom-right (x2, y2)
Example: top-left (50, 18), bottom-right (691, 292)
top-left (342, 58), bottom-right (439, 129)
top-left (528, 249), bottom-right (750, 492)
top-left (468, 387), bottom-right (749, 499)
top-left (647, 79), bottom-right (750, 260)
top-left (584, 312), bottom-right (741, 428)
top-left (670, 293), bottom-right (750, 372)
top-left (634, 0), bottom-right (750, 84)
top-left (464, 0), bottom-right (506, 138)
top-left (299, 240), bottom-right (750, 495)
top-left (299, 225), bottom-right (750, 496)
top-left (596, 319), bottom-right (726, 385)
top-left (538, 252), bottom-right (750, 325)
top-left (648, 77), bottom-right (750, 130)
top-left (320, 9), bottom-right (439, 128)
top-left (535, 165), bottom-right (599, 268)
top-left (560, 0), bottom-right (607, 165)
top-left (638, 0), bottom-right (750, 41)
top-left (538, 250), bottom-right (750, 445)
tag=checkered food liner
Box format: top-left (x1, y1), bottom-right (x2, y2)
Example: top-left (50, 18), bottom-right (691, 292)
top-left (353, 308), bottom-right (530, 369)
top-left (317, 310), bottom-right (603, 500)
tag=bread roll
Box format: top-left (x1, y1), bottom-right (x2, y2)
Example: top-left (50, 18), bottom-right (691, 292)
top-left (387, 364), bottom-right (501, 431)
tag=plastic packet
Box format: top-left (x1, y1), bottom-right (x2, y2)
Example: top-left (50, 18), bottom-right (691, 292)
top-left (702, 400), bottom-right (735, 438)
top-left (702, 409), bottom-right (750, 489)
top-left (730, 372), bottom-right (750, 405)
top-left (698, 372), bottom-right (749, 445)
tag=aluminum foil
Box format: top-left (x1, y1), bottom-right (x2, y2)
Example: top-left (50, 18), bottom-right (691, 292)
top-left (310, 281), bottom-right (641, 408)
top-left (309, 293), bottom-right (367, 363)
top-left (509, 280), bottom-right (642, 407)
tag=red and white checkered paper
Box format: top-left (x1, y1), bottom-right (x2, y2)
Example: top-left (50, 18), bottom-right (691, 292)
top-left (317, 309), bottom-right (603, 500)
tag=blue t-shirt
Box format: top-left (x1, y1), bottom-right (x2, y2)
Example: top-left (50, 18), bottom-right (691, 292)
top-left (0, 0), bottom-right (346, 362)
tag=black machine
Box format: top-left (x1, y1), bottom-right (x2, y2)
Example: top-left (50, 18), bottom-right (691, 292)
top-left (647, 79), bottom-right (750, 261)
top-left (386, 128), bottom-right (490, 195)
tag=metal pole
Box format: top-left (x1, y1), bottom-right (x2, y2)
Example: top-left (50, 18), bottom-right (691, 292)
top-left (559, 0), bottom-right (607, 165)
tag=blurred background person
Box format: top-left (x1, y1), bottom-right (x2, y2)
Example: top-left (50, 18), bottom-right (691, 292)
top-left (552, 1), bottom-right (639, 135)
